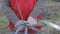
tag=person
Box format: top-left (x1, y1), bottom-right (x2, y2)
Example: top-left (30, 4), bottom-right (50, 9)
top-left (2, 0), bottom-right (46, 34)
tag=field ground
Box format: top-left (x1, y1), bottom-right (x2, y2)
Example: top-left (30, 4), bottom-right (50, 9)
top-left (0, 0), bottom-right (60, 34)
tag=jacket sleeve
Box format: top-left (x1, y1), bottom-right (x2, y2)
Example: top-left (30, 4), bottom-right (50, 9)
top-left (2, 0), bottom-right (20, 24)
top-left (30, 0), bottom-right (46, 19)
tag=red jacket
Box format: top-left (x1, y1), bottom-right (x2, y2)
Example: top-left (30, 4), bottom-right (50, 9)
top-left (9, 0), bottom-right (43, 33)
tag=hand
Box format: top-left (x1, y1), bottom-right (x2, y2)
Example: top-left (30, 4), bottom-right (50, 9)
top-left (27, 16), bottom-right (37, 25)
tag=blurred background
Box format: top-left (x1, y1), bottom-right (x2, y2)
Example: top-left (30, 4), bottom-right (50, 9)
top-left (0, 0), bottom-right (60, 34)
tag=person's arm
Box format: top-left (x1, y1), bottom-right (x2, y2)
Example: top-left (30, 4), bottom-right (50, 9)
top-left (2, 0), bottom-right (20, 24)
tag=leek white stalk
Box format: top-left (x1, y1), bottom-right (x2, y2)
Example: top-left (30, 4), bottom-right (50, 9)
top-left (40, 20), bottom-right (60, 30)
